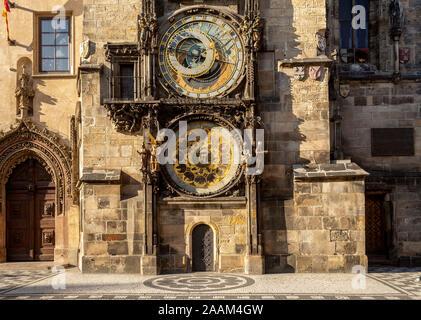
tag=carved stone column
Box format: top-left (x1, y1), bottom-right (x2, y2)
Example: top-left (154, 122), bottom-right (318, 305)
top-left (244, 103), bottom-right (264, 274)
top-left (140, 105), bottom-right (160, 275)
top-left (245, 174), bottom-right (264, 274)
top-left (138, 0), bottom-right (158, 100)
top-left (242, 1), bottom-right (265, 274)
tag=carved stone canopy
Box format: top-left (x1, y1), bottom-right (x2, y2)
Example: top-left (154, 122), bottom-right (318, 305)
top-left (102, 99), bottom-right (261, 134)
top-left (104, 43), bottom-right (140, 62)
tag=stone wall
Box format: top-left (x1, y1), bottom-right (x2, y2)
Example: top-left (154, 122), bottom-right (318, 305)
top-left (80, 169), bottom-right (144, 273)
top-left (260, 0), bottom-right (334, 272)
top-left (261, 0), bottom-right (330, 198)
top-left (79, 0), bottom-right (146, 272)
top-left (394, 179), bottom-right (421, 266)
top-left (158, 201), bottom-right (247, 273)
top-left (291, 163), bottom-right (368, 272)
top-left (340, 81), bottom-right (421, 172)
top-left (366, 173), bottom-right (421, 267)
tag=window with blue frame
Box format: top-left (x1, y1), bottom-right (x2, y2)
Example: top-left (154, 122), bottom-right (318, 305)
top-left (339, 0), bottom-right (369, 64)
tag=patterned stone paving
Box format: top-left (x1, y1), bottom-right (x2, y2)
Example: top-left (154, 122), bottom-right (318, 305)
top-left (0, 266), bottom-right (420, 300)
top-left (0, 270), bottom-right (54, 294)
top-left (367, 266), bottom-right (421, 296)
top-left (143, 274), bottom-right (255, 292)
top-left (0, 294), bottom-right (420, 300)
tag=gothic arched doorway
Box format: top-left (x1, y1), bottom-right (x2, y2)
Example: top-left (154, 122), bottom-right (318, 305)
top-left (192, 224), bottom-right (214, 272)
top-left (6, 159), bottom-right (56, 261)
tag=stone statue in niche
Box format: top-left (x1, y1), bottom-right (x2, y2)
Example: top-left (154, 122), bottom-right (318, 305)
top-left (316, 32), bottom-right (327, 56)
top-left (390, 0), bottom-right (404, 37)
top-left (138, 14), bottom-right (148, 51)
top-left (138, 12), bottom-right (158, 53)
top-left (150, 14), bottom-right (158, 53)
top-left (15, 65), bottom-right (35, 118)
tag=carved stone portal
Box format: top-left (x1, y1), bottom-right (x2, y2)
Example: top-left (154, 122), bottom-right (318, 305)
top-left (0, 120), bottom-right (73, 215)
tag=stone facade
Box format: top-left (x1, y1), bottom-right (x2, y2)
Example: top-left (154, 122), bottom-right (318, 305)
top-left (0, 0), bottom-right (419, 272)
top-left (328, 0), bottom-right (421, 266)
top-left (0, 0), bottom-right (82, 265)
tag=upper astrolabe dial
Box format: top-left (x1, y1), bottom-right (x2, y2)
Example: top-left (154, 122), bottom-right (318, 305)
top-left (159, 14), bottom-right (245, 98)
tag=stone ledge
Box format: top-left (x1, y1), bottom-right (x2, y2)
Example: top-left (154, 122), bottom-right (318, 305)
top-left (78, 63), bottom-right (103, 73)
top-left (159, 196), bottom-right (247, 206)
top-left (293, 162), bottom-right (369, 181)
top-left (80, 168), bottom-right (121, 184)
top-left (339, 72), bottom-right (421, 81)
top-left (278, 56), bottom-right (333, 70)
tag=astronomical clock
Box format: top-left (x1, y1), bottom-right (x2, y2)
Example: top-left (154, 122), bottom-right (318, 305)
top-left (158, 13), bottom-right (245, 99)
top-left (153, 4), bottom-right (262, 199)
top-left (105, 1), bottom-right (262, 199)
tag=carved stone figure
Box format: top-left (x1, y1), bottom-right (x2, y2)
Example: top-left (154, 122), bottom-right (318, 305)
top-left (251, 16), bottom-right (262, 51)
top-left (390, 0), bottom-right (404, 37)
top-left (241, 16), bottom-right (250, 44)
top-left (150, 142), bottom-right (160, 173)
top-left (242, 14), bottom-right (262, 51)
top-left (15, 65), bottom-right (35, 118)
top-left (150, 13), bottom-right (158, 52)
top-left (317, 33), bottom-right (327, 56)
top-left (138, 14), bottom-right (148, 51)
top-left (138, 143), bottom-right (148, 172)
top-left (339, 84), bottom-right (351, 98)
top-left (138, 12), bottom-right (158, 53)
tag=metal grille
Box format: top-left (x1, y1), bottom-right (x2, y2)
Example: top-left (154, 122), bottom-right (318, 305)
top-left (192, 225), bottom-right (214, 272)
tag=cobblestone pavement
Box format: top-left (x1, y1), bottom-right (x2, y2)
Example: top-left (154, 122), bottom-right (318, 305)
top-left (367, 266), bottom-right (421, 297)
top-left (0, 270), bottom-right (54, 295)
top-left (0, 264), bottom-right (419, 300)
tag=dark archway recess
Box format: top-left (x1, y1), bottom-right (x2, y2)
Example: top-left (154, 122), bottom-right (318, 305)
top-left (192, 224), bottom-right (214, 272)
top-left (6, 159), bottom-right (55, 261)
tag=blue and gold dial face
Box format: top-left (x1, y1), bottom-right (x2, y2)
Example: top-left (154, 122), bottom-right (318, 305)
top-left (159, 14), bottom-right (245, 98)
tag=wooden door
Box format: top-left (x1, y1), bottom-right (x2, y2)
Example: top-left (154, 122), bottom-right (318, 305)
top-left (6, 159), bottom-right (55, 261)
top-left (192, 224), bottom-right (214, 272)
top-left (365, 195), bottom-right (387, 255)
top-left (6, 194), bottom-right (33, 261)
